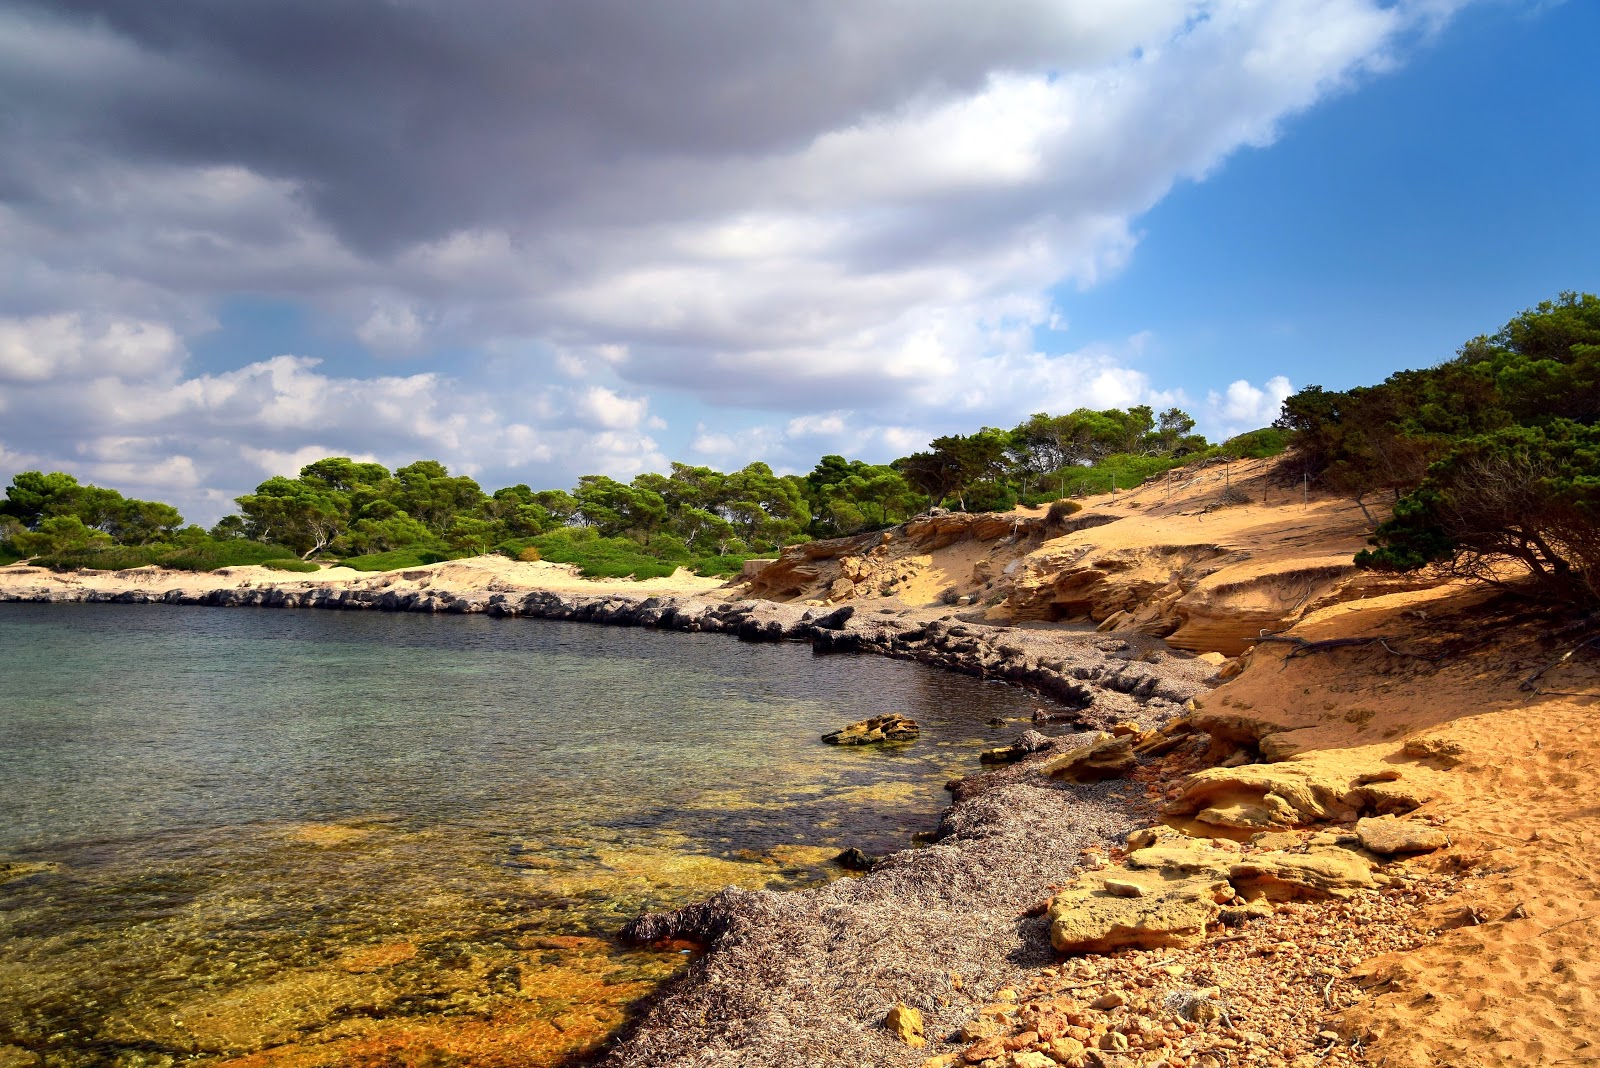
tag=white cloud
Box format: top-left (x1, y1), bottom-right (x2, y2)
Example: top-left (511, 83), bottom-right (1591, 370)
top-left (0, 1), bottom-right (1473, 516)
top-left (0, 314), bottom-right (182, 383)
top-left (574, 386), bottom-right (651, 430)
top-left (1206, 375), bottom-right (1295, 433)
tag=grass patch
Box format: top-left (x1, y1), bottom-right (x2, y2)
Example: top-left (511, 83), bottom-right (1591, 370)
top-left (339, 549), bottom-right (452, 572)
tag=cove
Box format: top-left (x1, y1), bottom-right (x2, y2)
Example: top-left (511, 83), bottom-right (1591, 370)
top-left (0, 603), bottom-right (1046, 1067)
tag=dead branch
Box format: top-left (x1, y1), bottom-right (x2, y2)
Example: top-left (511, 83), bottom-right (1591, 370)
top-left (1519, 636), bottom-right (1600, 692)
top-left (1253, 633), bottom-right (1447, 663)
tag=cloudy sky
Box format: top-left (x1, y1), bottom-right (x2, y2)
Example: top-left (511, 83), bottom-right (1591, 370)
top-left (0, 0), bottom-right (1594, 523)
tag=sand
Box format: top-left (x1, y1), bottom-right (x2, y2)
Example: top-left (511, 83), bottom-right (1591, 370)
top-left (0, 553), bottom-right (729, 603)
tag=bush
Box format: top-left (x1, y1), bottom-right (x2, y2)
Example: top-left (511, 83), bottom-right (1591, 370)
top-left (340, 548), bottom-right (452, 572)
top-left (687, 554), bottom-right (753, 577)
top-left (1220, 427), bottom-right (1291, 460)
top-left (31, 538), bottom-right (306, 572)
top-left (517, 546), bottom-right (542, 562)
top-left (262, 559), bottom-right (322, 573)
top-left (1045, 499), bottom-right (1084, 525)
top-left (0, 547), bottom-right (24, 567)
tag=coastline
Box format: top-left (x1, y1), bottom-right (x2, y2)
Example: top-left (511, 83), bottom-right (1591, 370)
top-left (0, 558), bottom-right (1221, 1066)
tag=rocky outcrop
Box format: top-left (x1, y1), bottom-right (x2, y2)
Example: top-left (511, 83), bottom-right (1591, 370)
top-left (822, 714), bottom-right (920, 746)
top-left (1229, 844), bottom-right (1377, 901)
top-left (1040, 734), bottom-right (1136, 782)
top-left (1047, 838), bottom-right (1236, 953)
top-left (1162, 759), bottom-right (1429, 830)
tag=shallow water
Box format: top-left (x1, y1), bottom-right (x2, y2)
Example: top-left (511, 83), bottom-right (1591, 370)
top-left (0, 604), bottom-right (1045, 1067)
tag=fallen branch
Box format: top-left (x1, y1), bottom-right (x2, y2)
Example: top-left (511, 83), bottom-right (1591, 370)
top-left (1254, 633), bottom-right (1446, 663)
top-left (1519, 636), bottom-right (1600, 692)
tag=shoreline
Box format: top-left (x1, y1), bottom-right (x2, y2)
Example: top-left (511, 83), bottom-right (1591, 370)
top-left (0, 562), bottom-right (1221, 1066)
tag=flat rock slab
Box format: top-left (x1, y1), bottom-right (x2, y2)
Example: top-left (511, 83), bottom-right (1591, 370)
top-left (1356, 815), bottom-right (1450, 855)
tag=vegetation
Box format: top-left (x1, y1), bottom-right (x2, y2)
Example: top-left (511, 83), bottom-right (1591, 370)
top-left (1276, 291), bottom-right (1600, 605)
top-left (3, 400), bottom-right (1234, 578)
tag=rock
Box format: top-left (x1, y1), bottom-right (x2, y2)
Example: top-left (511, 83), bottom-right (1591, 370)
top-left (1099, 1031), bottom-right (1130, 1052)
top-left (963, 1036), bottom-right (1005, 1062)
top-left (1102, 877), bottom-right (1145, 898)
top-left (834, 847), bottom-right (876, 871)
top-left (1047, 1037), bottom-right (1087, 1063)
top-left (1401, 735), bottom-right (1467, 768)
top-left (1229, 846), bottom-right (1377, 901)
top-left (920, 1057), bottom-right (962, 1068)
top-left (1011, 1053), bottom-right (1054, 1068)
top-left (1090, 992), bottom-right (1126, 1010)
top-left (821, 713), bottom-right (920, 746)
top-left (1049, 842), bottom-right (1232, 953)
top-left (828, 577), bottom-right (856, 601)
top-left (1041, 734), bottom-right (1136, 782)
top-left (886, 1003), bottom-right (926, 1048)
top-left (1355, 816), bottom-right (1450, 855)
top-left (1164, 760), bottom-right (1425, 829)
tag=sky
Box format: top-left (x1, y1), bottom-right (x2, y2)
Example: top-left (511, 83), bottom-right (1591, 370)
top-left (0, 0), bottom-right (1595, 525)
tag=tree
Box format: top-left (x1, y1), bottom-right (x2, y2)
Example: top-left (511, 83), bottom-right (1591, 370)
top-left (10, 515), bottom-right (113, 557)
top-left (1358, 421), bottom-right (1600, 606)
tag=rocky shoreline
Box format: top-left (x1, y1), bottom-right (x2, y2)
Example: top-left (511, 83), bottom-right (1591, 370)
top-left (0, 575), bottom-right (1223, 1066)
top-left (0, 581), bottom-right (1211, 731)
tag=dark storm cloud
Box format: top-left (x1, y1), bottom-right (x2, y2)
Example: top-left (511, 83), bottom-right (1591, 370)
top-left (5, 0), bottom-right (1154, 251)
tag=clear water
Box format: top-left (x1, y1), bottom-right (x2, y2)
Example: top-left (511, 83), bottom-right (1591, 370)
top-left (0, 604), bottom-right (1044, 1067)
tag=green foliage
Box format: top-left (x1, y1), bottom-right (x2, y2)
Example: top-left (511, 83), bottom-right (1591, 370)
top-left (507, 528), bottom-right (679, 579)
top-left (339, 548), bottom-right (453, 572)
top-left (31, 537), bottom-right (302, 573)
top-left (1275, 292), bottom-right (1600, 605)
top-left (1219, 427), bottom-right (1290, 460)
top-left (1357, 420), bottom-right (1600, 604)
top-left (1, 470), bottom-right (183, 545)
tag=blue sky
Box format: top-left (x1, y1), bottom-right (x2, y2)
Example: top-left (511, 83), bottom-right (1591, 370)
top-left (0, 0), bottom-right (1593, 523)
top-left (1064, 0), bottom-right (1600, 399)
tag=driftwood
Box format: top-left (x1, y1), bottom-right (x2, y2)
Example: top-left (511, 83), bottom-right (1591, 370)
top-left (1254, 634), bottom-right (1446, 663)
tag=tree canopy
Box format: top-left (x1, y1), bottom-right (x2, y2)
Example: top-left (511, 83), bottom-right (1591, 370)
top-left (1276, 291), bottom-right (1600, 606)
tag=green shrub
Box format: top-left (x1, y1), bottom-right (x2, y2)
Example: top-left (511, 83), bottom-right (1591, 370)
top-left (32, 538), bottom-right (306, 572)
top-left (0, 547), bottom-right (25, 567)
top-left (339, 548), bottom-right (452, 572)
top-left (1220, 427), bottom-right (1290, 460)
top-left (687, 554), bottom-right (753, 577)
top-left (261, 558), bottom-right (322, 573)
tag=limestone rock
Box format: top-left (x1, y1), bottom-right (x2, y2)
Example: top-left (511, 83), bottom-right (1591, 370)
top-left (1041, 733), bottom-right (1136, 782)
top-left (1229, 846), bottom-right (1376, 901)
top-left (1355, 816), bottom-right (1449, 855)
top-left (886, 1003), bottom-right (926, 1048)
top-left (1164, 760), bottom-right (1424, 830)
top-left (821, 714), bottom-right (920, 746)
top-left (1049, 840), bottom-right (1232, 953)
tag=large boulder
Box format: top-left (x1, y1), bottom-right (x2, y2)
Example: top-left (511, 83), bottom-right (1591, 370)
top-left (821, 714), bottom-right (920, 746)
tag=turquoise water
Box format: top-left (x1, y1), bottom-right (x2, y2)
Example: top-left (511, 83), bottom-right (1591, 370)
top-left (0, 604), bottom-right (1043, 1067)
